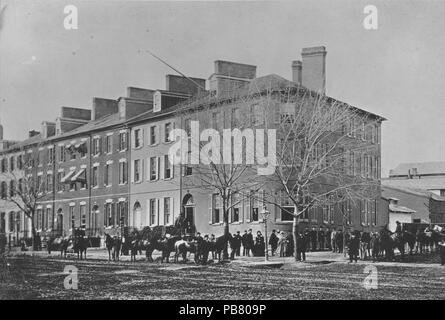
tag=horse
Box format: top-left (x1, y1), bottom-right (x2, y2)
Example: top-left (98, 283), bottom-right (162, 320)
top-left (207, 234), bottom-right (232, 262)
top-left (174, 239), bottom-right (191, 263)
top-left (104, 234), bottom-right (114, 261)
top-left (73, 235), bottom-right (88, 260)
top-left (58, 237), bottom-right (71, 259)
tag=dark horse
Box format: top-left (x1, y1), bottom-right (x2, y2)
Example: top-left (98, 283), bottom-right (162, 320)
top-left (73, 235), bottom-right (88, 260)
top-left (380, 230), bottom-right (416, 261)
top-left (207, 234), bottom-right (232, 262)
top-left (105, 234), bottom-right (114, 261)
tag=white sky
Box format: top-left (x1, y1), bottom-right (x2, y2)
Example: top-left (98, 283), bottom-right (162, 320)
top-left (1, 0), bottom-right (445, 177)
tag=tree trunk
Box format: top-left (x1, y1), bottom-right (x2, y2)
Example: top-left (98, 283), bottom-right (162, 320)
top-left (222, 203), bottom-right (229, 260)
top-left (293, 215), bottom-right (299, 262)
top-left (31, 217), bottom-right (37, 251)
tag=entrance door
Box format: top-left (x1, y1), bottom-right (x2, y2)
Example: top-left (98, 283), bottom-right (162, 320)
top-left (185, 206), bottom-right (195, 233)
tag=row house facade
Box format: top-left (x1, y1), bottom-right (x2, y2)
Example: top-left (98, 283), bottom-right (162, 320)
top-left (1, 46), bottom-right (386, 246)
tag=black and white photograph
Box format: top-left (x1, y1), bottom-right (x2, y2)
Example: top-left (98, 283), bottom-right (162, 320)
top-left (0, 0), bottom-right (444, 304)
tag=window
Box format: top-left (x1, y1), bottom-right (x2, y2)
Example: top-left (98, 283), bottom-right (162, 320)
top-left (36, 209), bottom-right (43, 230)
top-left (118, 201), bottom-right (128, 227)
top-left (119, 161), bottom-right (128, 184)
top-left (149, 199), bottom-right (157, 225)
top-left (59, 146), bottom-right (66, 162)
top-left (1, 181), bottom-right (7, 199)
top-left (80, 204), bottom-right (86, 226)
top-left (68, 146), bottom-right (76, 161)
top-left (57, 172), bottom-right (64, 192)
top-left (1, 158), bottom-right (6, 172)
top-left (344, 200), bottom-right (352, 225)
top-left (164, 155), bottom-right (172, 179)
top-left (165, 122), bottom-right (172, 143)
top-left (149, 157), bottom-right (158, 181)
top-left (93, 137), bottom-right (101, 155)
top-left (36, 151), bottom-right (41, 166)
top-left (149, 125), bottom-right (158, 145)
top-left (119, 132), bottom-right (128, 151)
top-left (230, 193), bottom-right (241, 223)
top-left (92, 166), bottom-right (99, 187)
top-left (104, 164), bottom-right (112, 186)
top-left (46, 174), bottom-right (53, 193)
top-left (105, 135), bottom-right (113, 154)
top-left (279, 192), bottom-right (294, 221)
top-left (104, 202), bottom-right (114, 227)
top-left (37, 175), bottom-right (43, 193)
top-left (164, 197), bottom-right (171, 225)
top-left (211, 194), bottom-right (221, 224)
top-left (9, 180), bottom-right (15, 198)
top-left (69, 206), bottom-right (75, 229)
top-left (9, 212), bottom-right (14, 232)
top-left (47, 148), bottom-right (54, 164)
top-left (134, 129), bottom-right (142, 148)
top-left (134, 159), bottom-right (141, 182)
top-left (0, 212), bottom-right (5, 233)
top-left (250, 191), bottom-right (259, 222)
top-left (46, 207), bottom-right (52, 230)
top-left (9, 157), bottom-right (15, 171)
top-left (17, 155), bottom-right (23, 170)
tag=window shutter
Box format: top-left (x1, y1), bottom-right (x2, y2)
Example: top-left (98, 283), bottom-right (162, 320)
top-left (131, 131), bottom-right (135, 149)
top-left (209, 194), bottom-right (213, 224)
top-left (156, 126), bottom-right (160, 145)
top-left (160, 155), bottom-right (164, 180)
top-left (130, 160), bottom-right (135, 183)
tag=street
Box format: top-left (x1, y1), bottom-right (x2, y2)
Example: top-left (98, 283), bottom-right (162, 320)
top-left (1, 251), bottom-right (444, 300)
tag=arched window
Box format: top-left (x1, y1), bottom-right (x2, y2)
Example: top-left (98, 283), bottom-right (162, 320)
top-left (9, 180), bottom-right (15, 198)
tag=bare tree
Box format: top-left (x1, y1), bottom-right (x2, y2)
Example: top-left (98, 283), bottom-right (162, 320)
top-left (1, 145), bottom-right (47, 250)
top-left (256, 86), bottom-right (381, 261)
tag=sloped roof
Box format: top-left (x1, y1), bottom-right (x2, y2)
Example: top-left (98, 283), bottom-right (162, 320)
top-left (381, 184), bottom-right (445, 202)
top-left (389, 203), bottom-right (416, 214)
top-left (389, 161), bottom-right (445, 176)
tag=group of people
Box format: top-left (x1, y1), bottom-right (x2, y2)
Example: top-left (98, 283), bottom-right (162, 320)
top-left (227, 229), bottom-right (266, 259)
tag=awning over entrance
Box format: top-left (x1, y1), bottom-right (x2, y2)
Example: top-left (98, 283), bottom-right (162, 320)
top-left (71, 168), bottom-right (86, 182)
top-left (61, 170), bottom-right (76, 183)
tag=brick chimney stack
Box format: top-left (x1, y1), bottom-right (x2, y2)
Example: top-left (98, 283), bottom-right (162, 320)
top-left (301, 46), bottom-right (327, 94)
top-left (291, 60), bottom-right (302, 85)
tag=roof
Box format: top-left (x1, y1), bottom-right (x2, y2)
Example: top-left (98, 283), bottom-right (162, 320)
top-left (389, 161), bottom-right (445, 177)
top-left (381, 184), bottom-right (445, 202)
top-left (389, 203), bottom-right (416, 214)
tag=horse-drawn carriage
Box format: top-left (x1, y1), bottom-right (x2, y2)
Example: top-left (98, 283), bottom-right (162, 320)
top-left (47, 227), bottom-right (90, 259)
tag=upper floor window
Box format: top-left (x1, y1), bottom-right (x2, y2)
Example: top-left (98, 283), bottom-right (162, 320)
top-left (47, 148), bottom-right (54, 164)
top-left (9, 157), bottom-right (15, 171)
top-left (104, 163), bottom-right (112, 187)
top-left (105, 135), bottom-right (113, 154)
top-left (59, 146), bottom-right (66, 163)
top-left (134, 129), bottom-right (142, 149)
top-left (149, 125), bottom-right (158, 145)
top-left (119, 161), bottom-right (128, 184)
top-left (133, 159), bottom-right (141, 183)
top-left (93, 138), bottom-right (101, 156)
top-left (164, 155), bottom-right (172, 179)
top-left (149, 157), bottom-right (159, 181)
top-left (119, 132), bottom-right (128, 151)
top-left (165, 122), bottom-right (172, 143)
top-left (92, 166), bottom-right (99, 187)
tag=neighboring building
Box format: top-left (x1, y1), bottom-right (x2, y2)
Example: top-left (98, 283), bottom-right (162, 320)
top-left (385, 161), bottom-right (445, 196)
top-left (382, 184), bottom-right (445, 228)
top-left (1, 45), bottom-right (387, 245)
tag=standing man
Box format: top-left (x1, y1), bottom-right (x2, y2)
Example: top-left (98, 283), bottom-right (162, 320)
top-left (242, 230), bottom-right (248, 256)
top-left (438, 237), bottom-right (445, 266)
top-left (296, 232), bottom-right (307, 262)
top-left (233, 231), bottom-right (242, 257)
top-left (348, 231), bottom-right (360, 263)
top-left (245, 229), bottom-right (254, 257)
top-left (269, 230), bottom-right (278, 256)
top-left (319, 228), bottom-right (325, 251)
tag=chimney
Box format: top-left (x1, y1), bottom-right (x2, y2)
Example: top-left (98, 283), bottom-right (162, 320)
top-left (92, 97), bottom-right (118, 121)
top-left (291, 60), bottom-right (302, 85)
top-left (126, 87), bottom-right (155, 101)
top-left (29, 130), bottom-right (40, 138)
top-left (209, 60), bottom-right (256, 97)
top-left (165, 75), bottom-right (206, 96)
top-left (41, 121), bottom-right (56, 138)
top-left (301, 46), bottom-right (327, 94)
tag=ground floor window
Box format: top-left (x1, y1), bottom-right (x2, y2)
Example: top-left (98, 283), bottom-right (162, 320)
top-left (104, 202), bottom-right (114, 227)
top-left (69, 206), bottom-right (75, 229)
top-left (164, 198), bottom-right (171, 225)
top-left (149, 199), bottom-right (157, 225)
top-left (117, 201), bottom-right (128, 227)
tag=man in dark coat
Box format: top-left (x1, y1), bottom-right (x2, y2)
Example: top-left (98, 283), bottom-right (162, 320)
top-left (230, 233), bottom-right (238, 260)
top-left (245, 229), bottom-right (254, 257)
top-left (201, 235), bottom-right (211, 264)
top-left (318, 228), bottom-right (325, 251)
top-left (233, 231), bottom-right (242, 257)
top-left (348, 232), bottom-right (360, 263)
top-left (336, 230), bottom-right (344, 253)
top-left (269, 230), bottom-right (278, 256)
top-left (241, 230), bottom-right (248, 256)
top-left (296, 232), bottom-right (307, 262)
top-left (438, 238), bottom-right (445, 266)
